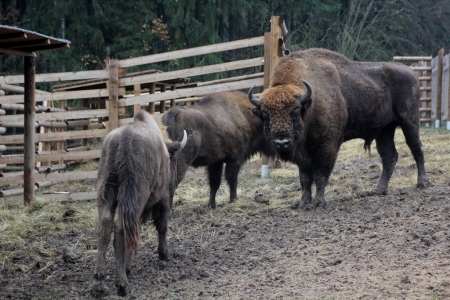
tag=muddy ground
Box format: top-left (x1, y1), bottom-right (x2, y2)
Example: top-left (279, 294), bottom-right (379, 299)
top-left (1, 128), bottom-right (450, 300)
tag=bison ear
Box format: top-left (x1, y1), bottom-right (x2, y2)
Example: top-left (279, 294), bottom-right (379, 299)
top-left (166, 130), bottom-right (187, 158)
top-left (251, 107), bottom-right (263, 119)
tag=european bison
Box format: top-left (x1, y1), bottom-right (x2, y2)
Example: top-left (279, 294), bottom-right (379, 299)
top-left (161, 91), bottom-right (275, 208)
top-left (248, 48), bottom-right (430, 209)
top-left (90, 110), bottom-right (186, 297)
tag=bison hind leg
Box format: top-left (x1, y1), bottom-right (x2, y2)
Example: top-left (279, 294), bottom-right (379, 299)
top-left (225, 161), bottom-right (242, 203)
top-left (373, 124), bottom-right (398, 195)
top-left (206, 162), bottom-right (224, 208)
top-left (152, 200), bottom-right (171, 260)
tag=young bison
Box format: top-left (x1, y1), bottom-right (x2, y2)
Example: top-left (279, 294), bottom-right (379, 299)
top-left (90, 110), bottom-right (186, 297)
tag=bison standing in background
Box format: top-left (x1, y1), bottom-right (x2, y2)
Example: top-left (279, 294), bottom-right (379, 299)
top-left (248, 48), bottom-right (430, 209)
top-left (90, 110), bottom-right (186, 297)
top-left (162, 91), bottom-right (275, 208)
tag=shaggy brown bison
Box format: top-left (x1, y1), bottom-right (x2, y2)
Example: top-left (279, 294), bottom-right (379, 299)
top-left (248, 48), bottom-right (430, 209)
top-left (90, 110), bottom-right (186, 297)
top-left (161, 91), bottom-right (275, 208)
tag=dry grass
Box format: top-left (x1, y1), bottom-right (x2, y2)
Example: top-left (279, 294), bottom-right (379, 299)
top-left (1, 126), bottom-right (449, 271)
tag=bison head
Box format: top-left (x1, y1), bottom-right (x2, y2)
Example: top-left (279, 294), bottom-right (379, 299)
top-left (248, 80), bottom-right (312, 161)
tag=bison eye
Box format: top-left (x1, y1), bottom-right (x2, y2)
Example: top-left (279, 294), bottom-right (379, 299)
top-left (262, 111), bottom-right (269, 121)
top-left (291, 107), bottom-right (301, 124)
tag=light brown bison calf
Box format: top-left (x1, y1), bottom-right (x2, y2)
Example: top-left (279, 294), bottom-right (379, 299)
top-left (90, 110), bottom-right (186, 297)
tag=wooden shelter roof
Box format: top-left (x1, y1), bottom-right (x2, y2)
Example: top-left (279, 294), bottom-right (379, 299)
top-left (0, 25), bottom-right (70, 55)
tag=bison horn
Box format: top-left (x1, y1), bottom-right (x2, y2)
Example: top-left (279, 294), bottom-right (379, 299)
top-left (248, 85), bottom-right (263, 107)
top-left (180, 130), bottom-right (187, 149)
top-left (297, 80), bottom-right (312, 105)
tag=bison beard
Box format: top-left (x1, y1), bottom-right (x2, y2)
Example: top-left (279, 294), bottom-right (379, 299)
top-left (91, 110), bottom-right (186, 297)
top-left (249, 48), bottom-right (430, 209)
top-left (162, 91), bottom-right (275, 208)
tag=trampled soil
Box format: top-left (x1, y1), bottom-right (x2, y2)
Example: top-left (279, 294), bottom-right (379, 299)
top-left (1, 128), bottom-right (450, 300)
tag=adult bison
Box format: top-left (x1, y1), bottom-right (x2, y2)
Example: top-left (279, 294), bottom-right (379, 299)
top-left (90, 110), bottom-right (186, 297)
top-left (161, 91), bottom-right (275, 208)
top-left (248, 48), bottom-right (430, 209)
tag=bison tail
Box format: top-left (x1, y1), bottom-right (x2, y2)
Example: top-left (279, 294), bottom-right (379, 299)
top-left (117, 176), bottom-right (141, 258)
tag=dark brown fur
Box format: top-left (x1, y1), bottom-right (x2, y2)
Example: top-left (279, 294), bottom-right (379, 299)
top-left (162, 91), bottom-right (275, 208)
top-left (91, 110), bottom-right (185, 297)
top-left (250, 48), bottom-right (430, 209)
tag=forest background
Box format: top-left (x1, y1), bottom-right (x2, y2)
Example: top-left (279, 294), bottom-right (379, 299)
top-left (1, 0), bottom-right (450, 83)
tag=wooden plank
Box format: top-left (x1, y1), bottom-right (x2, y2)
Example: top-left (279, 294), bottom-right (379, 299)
top-left (0, 47), bottom-right (36, 57)
top-left (0, 83), bottom-right (49, 94)
top-left (0, 88), bottom-right (122, 104)
top-left (120, 77), bottom-right (264, 107)
top-left (119, 57), bottom-right (264, 87)
top-left (0, 128), bottom-right (108, 144)
top-left (118, 36), bottom-right (265, 68)
top-left (0, 109), bottom-right (109, 124)
top-left (196, 73), bottom-right (263, 87)
top-left (108, 59), bottom-right (119, 131)
top-left (393, 56), bottom-right (432, 61)
top-left (0, 70), bottom-right (109, 85)
top-left (0, 150), bottom-right (101, 164)
top-left (411, 66), bottom-right (432, 71)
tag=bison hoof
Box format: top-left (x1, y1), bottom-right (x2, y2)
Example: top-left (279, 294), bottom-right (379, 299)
top-left (116, 283), bottom-right (128, 297)
top-left (315, 200), bottom-right (327, 209)
top-left (298, 200), bottom-right (313, 210)
top-left (206, 202), bottom-right (216, 209)
top-left (90, 283), bottom-right (109, 298)
top-left (417, 178), bottom-right (430, 189)
top-left (373, 186), bottom-right (387, 195)
top-left (158, 251), bottom-right (169, 261)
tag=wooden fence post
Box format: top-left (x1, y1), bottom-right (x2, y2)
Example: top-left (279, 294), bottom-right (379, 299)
top-left (445, 53), bottom-right (450, 130)
top-left (160, 84), bottom-right (166, 113)
top-left (261, 16), bottom-right (285, 178)
top-left (432, 48), bottom-right (444, 128)
top-left (23, 55), bottom-right (36, 204)
top-left (107, 59), bottom-right (119, 132)
top-left (148, 83), bottom-right (156, 114)
top-left (134, 84), bottom-right (141, 115)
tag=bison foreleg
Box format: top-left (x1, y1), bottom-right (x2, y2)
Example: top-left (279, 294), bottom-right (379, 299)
top-left (152, 201), bottom-right (171, 260)
top-left (113, 221), bottom-right (129, 297)
top-left (298, 168), bottom-right (313, 209)
top-left (225, 161), bottom-right (242, 204)
top-left (206, 162), bottom-right (224, 208)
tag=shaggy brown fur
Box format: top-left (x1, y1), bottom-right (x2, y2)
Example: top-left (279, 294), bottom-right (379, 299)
top-left (249, 48), bottom-right (430, 209)
top-left (162, 91), bottom-right (275, 208)
top-left (91, 110), bottom-right (186, 297)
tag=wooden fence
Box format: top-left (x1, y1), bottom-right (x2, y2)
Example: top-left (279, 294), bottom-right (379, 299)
top-left (0, 16), bottom-right (288, 204)
top-left (393, 48), bottom-right (450, 128)
top-left (2, 17), bottom-right (448, 205)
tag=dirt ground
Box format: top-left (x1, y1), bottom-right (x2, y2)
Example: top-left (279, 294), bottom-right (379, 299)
top-left (1, 127), bottom-right (450, 300)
